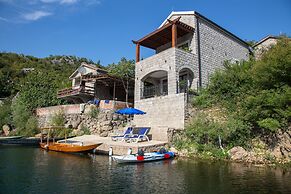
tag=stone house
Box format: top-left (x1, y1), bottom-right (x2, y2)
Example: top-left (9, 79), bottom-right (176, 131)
top-left (132, 11), bottom-right (251, 141)
top-left (253, 35), bottom-right (282, 60)
top-left (57, 62), bottom-right (134, 105)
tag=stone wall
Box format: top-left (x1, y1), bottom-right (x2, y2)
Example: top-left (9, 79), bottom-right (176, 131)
top-left (134, 93), bottom-right (186, 141)
top-left (37, 104), bottom-right (130, 137)
top-left (197, 16), bottom-right (250, 86)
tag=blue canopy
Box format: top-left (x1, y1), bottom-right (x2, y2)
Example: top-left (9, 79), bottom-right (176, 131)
top-left (115, 107), bottom-right (146, 115)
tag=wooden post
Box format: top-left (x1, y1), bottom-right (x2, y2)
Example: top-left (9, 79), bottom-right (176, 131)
top-left (47, 128), bottom-right (50, 145)
top-left (136, 43), bottom-right (140, 63)
top-left (113, 81), bottom-right (116, 100)
top-left (172, 23), bottom-right (177, 48)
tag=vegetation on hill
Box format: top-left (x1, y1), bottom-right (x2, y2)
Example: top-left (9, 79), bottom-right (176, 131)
top-left (175, 38), bottom-right (290, 160)
top-left (0, 53), bottom-right (102, 136)
top-left (108, 57), bottom-right (135, 107)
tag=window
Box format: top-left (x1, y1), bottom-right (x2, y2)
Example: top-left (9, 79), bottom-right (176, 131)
top-left (74, 77), bottom-right (81, 87)
top-left (178, 41), bottom-right (191, 52)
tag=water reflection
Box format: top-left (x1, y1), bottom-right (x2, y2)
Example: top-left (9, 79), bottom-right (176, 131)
top-left (0, 146), bottom-right (290, 194)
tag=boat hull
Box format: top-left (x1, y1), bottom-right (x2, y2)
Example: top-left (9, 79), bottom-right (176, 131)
top-left (40, 143), bottom-right (99, 153)
top-left (112, 152), bottom-right (175, 163)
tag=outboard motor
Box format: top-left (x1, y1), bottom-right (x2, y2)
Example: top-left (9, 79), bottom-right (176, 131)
top-left (137, 148), bottom-right (144, 156)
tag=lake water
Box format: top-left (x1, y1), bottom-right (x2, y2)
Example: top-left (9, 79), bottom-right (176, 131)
top-left (0, 146), bottom-right (290, 194)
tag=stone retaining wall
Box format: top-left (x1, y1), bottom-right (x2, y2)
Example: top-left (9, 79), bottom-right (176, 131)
top-left (37, 104), bottom-right (130, 137)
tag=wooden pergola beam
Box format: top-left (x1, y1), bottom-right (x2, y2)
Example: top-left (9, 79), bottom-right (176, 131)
top-left (172, 23), bottom-right (177, 48)
top-left (136, 43), bottom-right (140, 63)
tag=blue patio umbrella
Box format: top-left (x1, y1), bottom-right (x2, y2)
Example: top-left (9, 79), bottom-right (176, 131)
top-left (115, 107), bottom-right (146, 115)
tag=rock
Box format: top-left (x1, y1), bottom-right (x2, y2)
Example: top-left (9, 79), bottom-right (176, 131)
top-left (2, 125), bottom-right (10, 136)
top-left (228, 146), bottom-right (248, 161)
top-left (71, 117), bottom-right (81, 128)
top-left (169, 147), bottom-right (178, 153)
top-left (100, 131), bottom-right (108, 137)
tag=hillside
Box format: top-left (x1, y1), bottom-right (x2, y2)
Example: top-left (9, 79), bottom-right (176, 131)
top-left (0, 52), bottom-right (102, 98)
top-left (174, 38), bottom-right (291, 164)
top-left (0, 52), bottom-right (103, 136)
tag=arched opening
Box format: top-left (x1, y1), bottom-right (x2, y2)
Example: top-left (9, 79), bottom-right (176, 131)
top-left (141, 70), bottom-right (168, 99)
top-left (178, 68), bottom-right (194, 93)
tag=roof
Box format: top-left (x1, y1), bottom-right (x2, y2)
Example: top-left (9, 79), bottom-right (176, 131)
top-left (81, 74), bottom-right (134, 87)
top-left (159, 11), bottom-right (250, 48)
top-left (69, 63), bottom-right (107, 79)
top-left (253, 35), bottom-right (279, 48)
top-left (133, 17), bottom-right (194, 49)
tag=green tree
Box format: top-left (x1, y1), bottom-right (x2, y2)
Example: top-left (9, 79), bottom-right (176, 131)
top-left (108, 57), bottom-right (135, 107)
top-left (16, 71), bottom-right (64, 111)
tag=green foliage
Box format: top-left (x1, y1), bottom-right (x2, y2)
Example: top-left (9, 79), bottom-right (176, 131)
top-left (0, 52), bottom-right (102, 98)
top-left (88, 106), bottom-right (99, 118)
top-left (185, 113), bottom-right (250, 148)
top-left (16, 72), bottom-right (65, 111)
top-left (80, 124), bottom-right (91, 135)
top-left (23, 116), bottom-right (39, 137)
top-left (12, 99), bottom-right (31, 132)
top-left (188, 38), bottom-right (291, 150)
top-left (258, 118), bottom-right (280, 132)
top-left (0, 100), bottom-right (12, 127)
top-left (108, 57), bottom-right (135, 80)
top-left (108, 57), bottom-right (135, 105)
top-left (50, 110), bottom-right (65, 127)
top-left (252, 38), bottom-right (291, 89)
top-left (192, 89), bottom-right (214, 108)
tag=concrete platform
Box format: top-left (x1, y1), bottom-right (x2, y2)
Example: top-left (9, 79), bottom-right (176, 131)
top-left (65, 135), bottom-right (168, 155)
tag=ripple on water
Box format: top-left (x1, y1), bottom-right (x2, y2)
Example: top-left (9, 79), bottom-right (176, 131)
top-left (0, 146), bottom-right (290, 194)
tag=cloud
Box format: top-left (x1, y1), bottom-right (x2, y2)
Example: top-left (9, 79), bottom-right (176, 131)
top-left (22, 10), bottom-right (52, 21)
top-left (0, 16), bottom-right (9, 22)
top-left (40, 0), bottom-right (79, 4)
top-left (86, 0), bottom-right (101, 6)
top-left (60, 0), bottom-right (78, 4)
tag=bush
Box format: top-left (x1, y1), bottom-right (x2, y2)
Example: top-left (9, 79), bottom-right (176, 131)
top-left (88, 106), bottom-right (99, 118)
top-left (258, 118), bottom-right (280, 132)
top-left (50, 110), bottom-right (65, 127)
top-left (80, 124), bottom-right (91, 135)
top-left (12, 99), bottom-right (31, 132)
top-left (0, 100), bottom-right (12, 128)
top-left (22, 116), bottom-right (39, 136)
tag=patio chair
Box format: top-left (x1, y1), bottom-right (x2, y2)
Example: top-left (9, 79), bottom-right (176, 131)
top-left (111, 127), bottom-right (133, 141)
top-left (126, 127), bottom-right (150, 143)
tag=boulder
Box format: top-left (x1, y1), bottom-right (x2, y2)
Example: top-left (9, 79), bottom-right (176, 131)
top-left (228, 146), bottom-right (248, 161)
top-left (71, 117), bottom-right (81, 128)
top-left (100, 131), bottom-right (108, 137)
top-left (2, 125), bottom-right (10, 136)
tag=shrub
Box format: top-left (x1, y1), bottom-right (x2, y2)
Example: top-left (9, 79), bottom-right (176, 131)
top-left (258, 118), bottom-right (280, 132)
top-left (12, 99), bottom-right (31, 132)
top-left (22, 116), bottom-right (39, 136)
top-left (88, 106), bottom-right (99, 119)
top-left (50, 110), bottom-right (65, 127)
top-left (0, 100), bottom-right (12, 128)
top-left (80, 124), bottom-right (91, 135)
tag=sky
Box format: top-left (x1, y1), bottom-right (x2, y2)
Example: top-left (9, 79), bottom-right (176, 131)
top-left (0, 0), bottom-right (290, 66)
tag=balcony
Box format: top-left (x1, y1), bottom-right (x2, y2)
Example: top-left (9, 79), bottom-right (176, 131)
top-left (57, 85), bottom-right (95, 103)
top-left (141, 84), bottom-right (168, 99)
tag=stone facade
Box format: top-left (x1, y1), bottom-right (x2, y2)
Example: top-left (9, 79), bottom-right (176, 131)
top-left (253, 36), bottom-right (279, 60)
top-left (197, 17), bottom-right (250, 86)
top-left (133, 11), bottom-right (250, 141)
top-left (134, 93), bottom-right (186, 141)
top-left (37, 104), bottom-right (130, 137)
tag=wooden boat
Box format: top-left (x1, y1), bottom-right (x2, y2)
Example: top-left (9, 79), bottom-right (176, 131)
top-left (0, 136), bottom-right (22, 140)
top-left (39, 126), bottom-right (100, 153)
top-left (112, 151), bottom-right (175, 163)
top-left (39, 142), bottom-right (99, 153)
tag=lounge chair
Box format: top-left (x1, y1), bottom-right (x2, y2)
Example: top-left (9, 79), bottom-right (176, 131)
top-left (111, 127), bottom-right (133, 141)
top-left (126, 127), bottom-right (150, 143)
